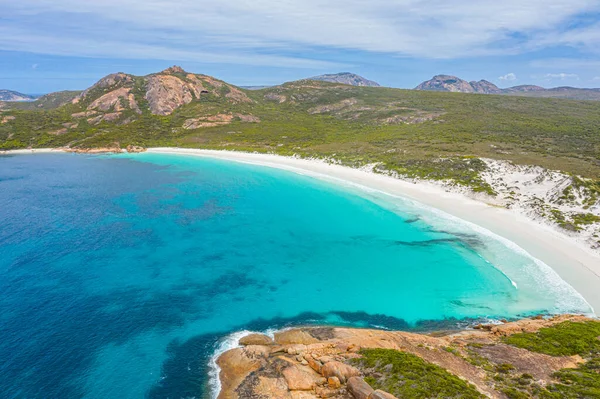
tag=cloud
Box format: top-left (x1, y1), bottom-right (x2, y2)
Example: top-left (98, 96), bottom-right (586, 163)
top-left (31, 64), bottom-right (38, 70)
top-left (593, 76), bottom-right (600, 81)
top-left (1, 0), bottom-right (600, 62)
top-left (499, 73), bottom-right (517, 81)
top-left (543, 73), bottom-right (579, 80)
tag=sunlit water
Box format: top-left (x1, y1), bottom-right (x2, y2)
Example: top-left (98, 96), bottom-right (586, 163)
top-left (0, 153), bottom-right (590, 398)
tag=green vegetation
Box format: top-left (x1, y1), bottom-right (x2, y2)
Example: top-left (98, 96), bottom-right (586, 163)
top-left (2, 77), bottom-right (600, 199)
top-left (544, 358), bottom-right (600, 398)
top-left (503, 321), bottom-right (600, 357)
top-left (351, 348), bottom-right (485, 398)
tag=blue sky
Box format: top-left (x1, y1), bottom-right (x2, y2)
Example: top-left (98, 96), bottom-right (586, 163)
top-left (2, 0), bottom-right (600, 93)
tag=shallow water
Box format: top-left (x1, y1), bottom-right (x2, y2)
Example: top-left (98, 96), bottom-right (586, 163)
top-left (0, 153), bottom-right (590, 398)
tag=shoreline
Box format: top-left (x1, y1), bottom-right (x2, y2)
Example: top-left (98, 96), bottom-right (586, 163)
top-left (3, 146), bottom-right (599, 310)
top-left (145, 147), bottom-right (600, 314)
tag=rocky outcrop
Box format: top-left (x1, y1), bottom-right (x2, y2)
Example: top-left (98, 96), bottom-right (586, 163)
top-left (415, 75), bottom-right (502, 94)
top-left (1, 115), bottom-right (15, 124)
top-left (415, 76), bottom-right (600, 100)
top-left (239, 334), bottom-right (274, 346)
top-left (217, 315), bottom-right (591, 399)
top-left (144, 75), bottom-right (196, 116)
top-left (347, 377), bottom-right (374, 399)
top-left (469, 79), bottom-right (503, 94)
top-left (88, 87), bottom-right (140, 114)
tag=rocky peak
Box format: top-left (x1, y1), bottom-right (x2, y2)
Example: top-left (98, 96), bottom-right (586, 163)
top-left (309, 72), bottom-right (381, 87)
top-left (162, 65), bottom-right (186, 75)
top-left (504, 85), bottom-right (546, 93)
top-left (469, 80), bottom-right (502, 94)
top-left (416, 75), bottom-right (504, 94)
top-left (415, 75), bottom-right (475, 93)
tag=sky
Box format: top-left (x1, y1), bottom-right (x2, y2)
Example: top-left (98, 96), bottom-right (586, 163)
top-left (2, 0), bottom-right (600, 93)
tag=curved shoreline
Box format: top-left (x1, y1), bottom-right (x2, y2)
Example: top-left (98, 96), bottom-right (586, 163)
top-left (144, 147), bottom-right (600, 314)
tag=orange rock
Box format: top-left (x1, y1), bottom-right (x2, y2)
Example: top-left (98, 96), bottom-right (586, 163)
top-left (239, 333), bottom-right (273, 346)
top-left (327, 376), bottom-right (341, 389)
top-left (369, 390), bottom-right (399, 399)
top-left (254, 376), bottom-right (291, 399)
top-left (275, 330), bottom-right (320, 345)
top-left (321, 361), bottom-right (360, 383)
top-left (347, 377), bottom-right (374, 399)
top-left (282, 365), bottom-right (318, 391)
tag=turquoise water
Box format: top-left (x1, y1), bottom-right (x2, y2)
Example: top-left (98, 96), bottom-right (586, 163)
top-left (0, 152), bottom-right (590, 398)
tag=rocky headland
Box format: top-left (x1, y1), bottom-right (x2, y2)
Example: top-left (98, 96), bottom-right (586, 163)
top-left (216, 315), bottom-right (600, 399)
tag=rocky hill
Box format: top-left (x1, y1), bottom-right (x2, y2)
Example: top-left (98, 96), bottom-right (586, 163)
top-left (416, 75), bottom-right (600, 100)
top-left (309, 72), bottom-right (380, 87)
top-left (216, 315), bottom-right (600, 399)
top-left (0, 91), bottom-right (81, 111)
top-left (0, 89), bottom-right (36, 102)
top-left (414, 75), bottom-right (501, 94)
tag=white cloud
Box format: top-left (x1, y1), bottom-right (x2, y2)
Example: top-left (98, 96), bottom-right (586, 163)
top-left (1, 0), bottom-right (600, 61)
top-left (31, 64), bottom-right (38, 70)
top-left (593, 76), bottom-right (600, 81)
top-left (544, 73), bottom-right (579, 80)
top-left (499, 73), bottom-right (517, 81)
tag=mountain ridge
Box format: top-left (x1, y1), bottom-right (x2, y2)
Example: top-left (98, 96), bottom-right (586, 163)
top-left (0, 89), bottom-right (37, 102)
top-left (308, 72), bottom-right (380, 87)
top-left (415, 74), bottom-right (600, 100)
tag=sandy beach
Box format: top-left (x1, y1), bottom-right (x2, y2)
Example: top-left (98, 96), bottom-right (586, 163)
top-left (146, 147), bottom-right (600, 314)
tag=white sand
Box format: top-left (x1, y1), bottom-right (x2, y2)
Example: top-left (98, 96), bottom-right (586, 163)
top-left (0, 148), bottom-right (62, 154)
top-left (148, 147), bottom-right (600, 314)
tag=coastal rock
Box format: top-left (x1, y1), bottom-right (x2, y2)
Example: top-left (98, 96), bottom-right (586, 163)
top-left (254, 377), bottom-right (291, 399)
top-left (239, 333), bottom-right (274, 346)
top-left (217, 347), bottom-right (263, 399)
top-left (125, 145), bottom-right (146, 153)
top-left (304, 354), bottom-right (323, 373)
top-left (327, 376), bottom-right (341, 389)
top-left (275, 330), bottom-right (320, 345)
top-left (282, 365), bottom-right (319, 390)
top-left (347, 377), bottom-right (374, 399)
top-left (315, 386), bottom-right (339, 398)
top-left (321, 361), bottom-right (361, 383)
top-left (369, 390), bottom-right (399, 399)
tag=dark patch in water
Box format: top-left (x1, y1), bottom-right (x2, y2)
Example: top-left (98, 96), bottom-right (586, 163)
top-left (331, 311), bottom-right (411, 330)
top-left (404, 217), bottom-right (420, 224)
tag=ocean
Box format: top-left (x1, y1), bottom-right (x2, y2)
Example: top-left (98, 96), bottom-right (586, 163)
top-left (0, 152), bottom-right (590, 398)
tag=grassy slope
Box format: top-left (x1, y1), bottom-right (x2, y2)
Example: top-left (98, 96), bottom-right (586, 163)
top-left (349, 321), bottom-right (600, 399)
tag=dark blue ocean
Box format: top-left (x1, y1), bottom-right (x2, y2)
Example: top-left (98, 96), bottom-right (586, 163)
top-left (0, 153), bottom-right (590, 398)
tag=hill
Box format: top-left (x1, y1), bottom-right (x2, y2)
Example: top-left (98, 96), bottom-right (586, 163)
top-left (308, 72), bottom-right (380, 87)
top-left (415, 75), bottom-right (600, 101)
top-left (0, 89), bottom-right (36, 102)
top-left (0, 91), bottom-right (81, 111)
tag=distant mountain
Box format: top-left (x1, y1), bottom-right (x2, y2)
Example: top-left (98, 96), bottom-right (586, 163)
top-left (0, 91), bottom-right (81, 111)
top-left (415, 75), bottom-right (600, 101)
top-left (0, 89), bottom-right (36, 102)
top-left (308, 72), bottom-right (380, 87)
top-left (240, 86), bottom-right (272, 90)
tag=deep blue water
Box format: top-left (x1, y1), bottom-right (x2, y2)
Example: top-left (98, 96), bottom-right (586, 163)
top-left (0, 153), bottom-right (590, 398)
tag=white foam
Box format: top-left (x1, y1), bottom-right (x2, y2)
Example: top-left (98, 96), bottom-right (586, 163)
top-left (207, 329), bottom-right (277, 399)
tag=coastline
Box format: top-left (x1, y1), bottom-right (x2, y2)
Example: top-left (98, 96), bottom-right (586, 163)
top-left (144, 147), bottom-right (600, 314)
